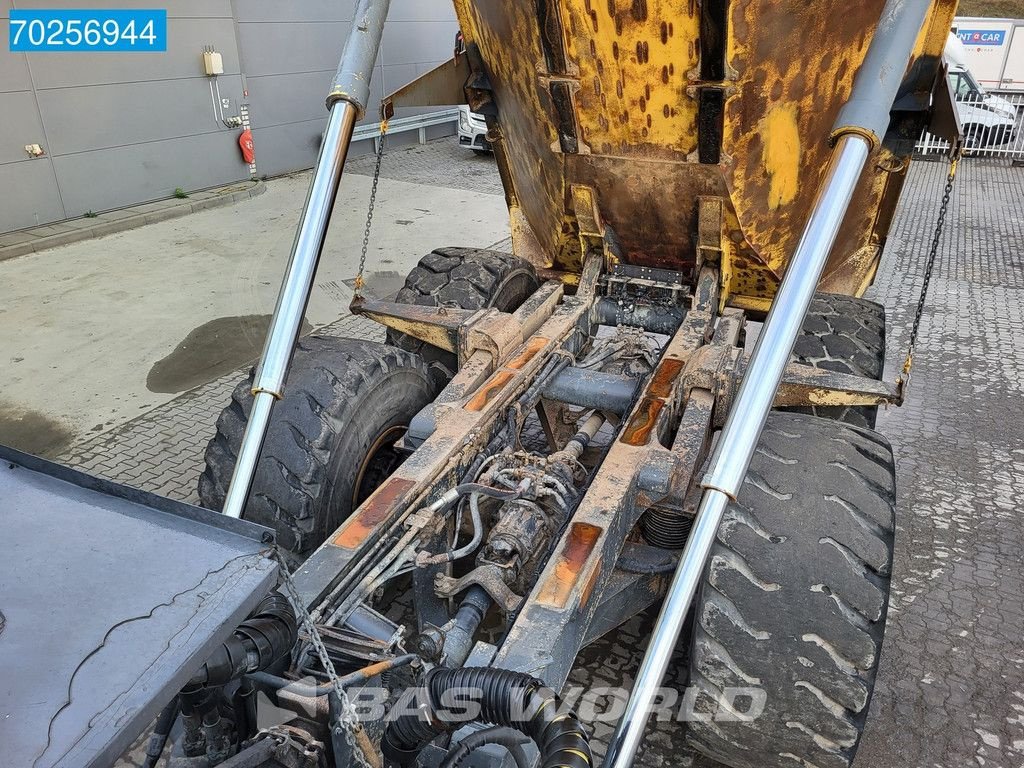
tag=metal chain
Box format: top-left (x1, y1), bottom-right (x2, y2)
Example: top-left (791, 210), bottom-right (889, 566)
top-left (272, 547), bottom-right (374, 768)
top-left (353, 119), bottom-right (388, 297)
top-left (899, 144), bottom-right (963, 388)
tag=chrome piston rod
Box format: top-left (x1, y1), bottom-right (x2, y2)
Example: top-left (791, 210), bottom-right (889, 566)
top-left (603, 1), bottom-right (931, 761)
top-left (221, 0), bottom-right (391, 519)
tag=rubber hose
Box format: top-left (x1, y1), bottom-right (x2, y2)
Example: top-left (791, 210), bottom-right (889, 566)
top-left (439, 726), bottom-right (531, 768)
top-left (188, 590), bottom-right (298, 688)
top-left (616, 554), bottom-right (679, 574)
top-left (141, 696), bottom-right (180, 768)
top-left (382, 667), bottom-right (592, 768)
top-left (454, 482), bottom-right (520, 501)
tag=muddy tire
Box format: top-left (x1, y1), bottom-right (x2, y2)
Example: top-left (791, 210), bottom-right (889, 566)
top-left (786, 292), bottom-right (886, 428)
top-left (387, 247), bottom-right (539, 384)
top-left (198, 337), bottom-right (436, 557)
top-left (684, 412), bottom-right (895, 768)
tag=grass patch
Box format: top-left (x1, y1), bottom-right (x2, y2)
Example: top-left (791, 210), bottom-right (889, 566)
top-left (957, 0), bottom-right (1024, 18)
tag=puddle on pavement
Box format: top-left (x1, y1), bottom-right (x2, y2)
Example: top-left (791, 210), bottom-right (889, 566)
top-left (0, 401), bottom-right (75, 458)
top-left (342, 270), bottom-right (407, 300)
top-left (147, 314), bottom-right (311, 394)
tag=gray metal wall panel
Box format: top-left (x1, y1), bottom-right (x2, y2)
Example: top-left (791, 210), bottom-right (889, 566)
top-left (10, 0), bottom-right (231, 18)
top-left (387, 0), bottom-right (459, 22)
top-left (381, 20), bottom-right (459, 67)
top-left (0, 25), bottom-right (30, 92)
top-left (0, 159), bottom-right (64, 231)
top-left (0, 91), bottom-right (47, 164)
top-left (251, 119), bottom-right (326, 178)
top-left (52, 132), bottom-right (248, 217)
top-left (38, 74), bottom-right (245, 155)
top-left (25, 17), bottom-right (241, 88)
top-left (231, 1), bottom-right (352, 23)
top-left (234, 21), bottom-right (352, 77)
top-left (245, 71), bottom-right (332, 127)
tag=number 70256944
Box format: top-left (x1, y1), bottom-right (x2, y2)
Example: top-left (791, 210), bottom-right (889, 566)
top-left (9, 10), bottom-right (167, 52)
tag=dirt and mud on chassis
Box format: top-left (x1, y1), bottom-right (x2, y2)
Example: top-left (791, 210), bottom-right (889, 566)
top-left (183, 248), bottom-right (903, 768)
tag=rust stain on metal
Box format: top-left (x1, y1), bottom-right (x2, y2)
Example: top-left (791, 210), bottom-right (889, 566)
top-left (332, 477), bottom-right (416, 549)
top-left (648, 358), bottom-right (685, 399)
top-left (537, 522), bottom-right (603, 608)
top-left (506, 336), bottom-right (549, 369)
top-left (621, 397), bottom-right (664, 446)
top-left (449, 0), bottom-right (955, 301)
top-left (466, 370), bottom-right (516, 411)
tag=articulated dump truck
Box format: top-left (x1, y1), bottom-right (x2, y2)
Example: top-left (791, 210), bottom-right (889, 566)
top-left (2, 1), bottom-right (962, 767)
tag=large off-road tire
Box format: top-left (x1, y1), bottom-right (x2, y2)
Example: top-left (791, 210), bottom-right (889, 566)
top-left (787, 292), bottom-right (886, 428)
top-left (684, 412), bottom-right (896, 768)
top-left (198, 337), bottom-right (436, 557)
top-left (386, 247), bottom-right (539, 384)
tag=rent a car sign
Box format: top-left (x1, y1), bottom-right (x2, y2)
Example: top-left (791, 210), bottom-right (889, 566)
top-left (958, 29), bottom-right (1007, 46)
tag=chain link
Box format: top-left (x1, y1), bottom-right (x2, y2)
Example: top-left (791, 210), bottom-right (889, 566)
top-left (273, 547), bottom-right (374, 768)
top-left (353, 120), bottom-right (389, 298)
top-left (899, 144), bottom-right (963, 389)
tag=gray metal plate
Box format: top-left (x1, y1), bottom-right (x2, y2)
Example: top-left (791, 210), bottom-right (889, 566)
top-left (0, 447), bottom-right (278, 768)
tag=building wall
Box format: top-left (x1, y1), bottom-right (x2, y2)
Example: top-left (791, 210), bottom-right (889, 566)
top-left (235, 0), bottom-right (458, 178)
top-left (0, 0), bottom-right (458, 233)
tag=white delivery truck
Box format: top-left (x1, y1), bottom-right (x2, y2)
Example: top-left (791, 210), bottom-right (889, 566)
top-left (952, 17), bottom-right (1024, 93)
top-left (946, 33), bottom-right (1020, 147)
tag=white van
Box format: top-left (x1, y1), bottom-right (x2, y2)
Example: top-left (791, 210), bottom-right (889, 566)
top-left (946, 33), bottom-right (1019, 147)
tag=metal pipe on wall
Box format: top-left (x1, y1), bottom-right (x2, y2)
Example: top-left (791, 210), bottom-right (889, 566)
top-left (221, 0), bottom-right (392, 520)
top-left (603, 0), bottom-right (932, 761)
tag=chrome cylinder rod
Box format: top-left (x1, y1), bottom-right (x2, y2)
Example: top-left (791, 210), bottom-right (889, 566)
top-left (221, 0), bottom-right (391, 520)
top-left (604, 0), bottom-right (933, 754)
top-left (603, 131), bottom-right (872, 768)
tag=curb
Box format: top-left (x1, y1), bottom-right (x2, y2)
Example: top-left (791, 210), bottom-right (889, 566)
top-left (0, 180), bottom-right (266, 264)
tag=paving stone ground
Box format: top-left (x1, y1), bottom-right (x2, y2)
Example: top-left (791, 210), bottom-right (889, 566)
top-left (68, 144), bottom-right (1024, 768)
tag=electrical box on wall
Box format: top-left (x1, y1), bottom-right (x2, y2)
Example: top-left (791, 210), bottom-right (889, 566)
top-left (203, 50), bottom-right (224, 76)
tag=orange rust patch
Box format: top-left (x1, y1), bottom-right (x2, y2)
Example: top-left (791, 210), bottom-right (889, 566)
top-left (332, 477), bottom-right (415, 549)
top-left (621, 397), bottom-right (664, 446)
top-left (648, 357), bottom-right (685, 399)
top-left (351, 659), bottom-right (394, 678)
top-left (506, 336), bottom-right (549, 370)
top-left (465, 370), bottom-right (516, 411)
top-left (537, 522), bottom-right (603, 608)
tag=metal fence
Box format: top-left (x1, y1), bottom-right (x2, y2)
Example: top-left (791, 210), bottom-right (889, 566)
top-left (916, 91), bottom-right (1024, 160)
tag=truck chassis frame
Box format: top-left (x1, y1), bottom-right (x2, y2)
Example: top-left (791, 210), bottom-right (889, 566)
top-left (288, 256), bottom-right (898, 696)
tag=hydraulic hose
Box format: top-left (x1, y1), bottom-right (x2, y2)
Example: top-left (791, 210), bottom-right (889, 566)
top-left (382, 667), bottom-right (592, 768)
top-left (187, 591), bottom-right (298, 688)
top-left (141, 696), bottom-right (180, 768)
top-left (439, 726), bottom-right (531, 768)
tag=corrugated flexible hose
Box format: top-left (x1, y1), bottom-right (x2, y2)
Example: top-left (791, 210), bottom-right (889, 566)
top-left (382, 667), bottom-right (592, 768)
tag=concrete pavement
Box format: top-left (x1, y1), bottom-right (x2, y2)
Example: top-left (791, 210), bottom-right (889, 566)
top-left (0, 142), bottom-right (508, 456)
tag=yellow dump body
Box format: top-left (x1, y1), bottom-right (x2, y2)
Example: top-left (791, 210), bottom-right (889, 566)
top-left (452, 0), bottom-right (957, 309)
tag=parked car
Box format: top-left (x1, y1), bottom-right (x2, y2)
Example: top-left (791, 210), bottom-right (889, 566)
top-left (457, 105), bottom-right (491, 154)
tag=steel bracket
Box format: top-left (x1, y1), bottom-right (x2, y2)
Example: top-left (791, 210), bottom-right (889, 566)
top-left (380, 51), bottom-right (472, 120)
top-left (771, 358), bottom-right (902, 408)
top-left (351, 295), bottom-right (528, 368)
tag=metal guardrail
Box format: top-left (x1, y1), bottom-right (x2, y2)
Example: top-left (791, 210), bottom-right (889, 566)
top-left (352, 108), bottom-right (460, 151)
top-left (917, 91), bottom-right (1024, 160)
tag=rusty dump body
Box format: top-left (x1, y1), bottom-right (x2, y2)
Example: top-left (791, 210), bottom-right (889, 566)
top-left (452, 0), bottom-right (956, 309)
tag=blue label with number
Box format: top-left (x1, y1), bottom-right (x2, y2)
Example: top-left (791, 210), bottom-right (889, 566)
top-left (9, 9), bottom-right (167, 52)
